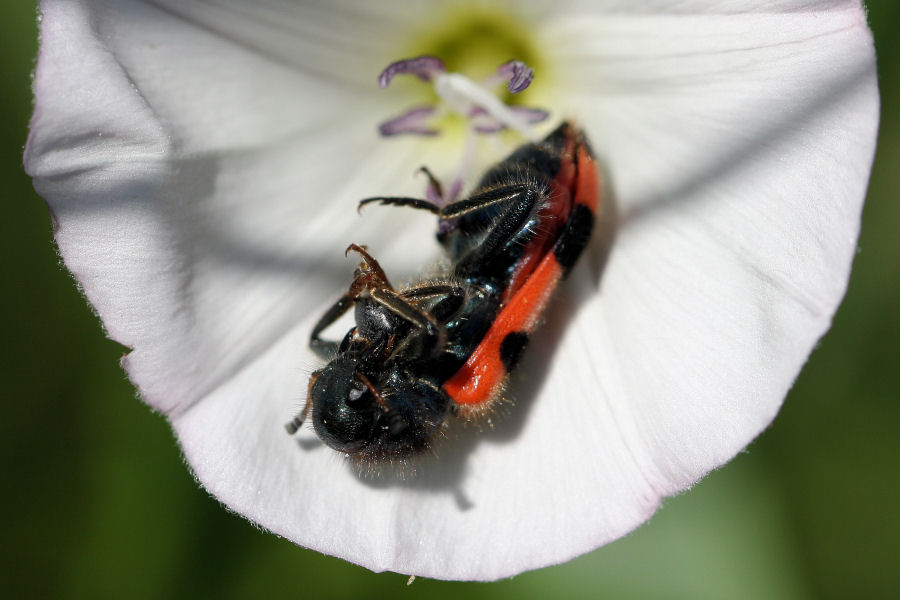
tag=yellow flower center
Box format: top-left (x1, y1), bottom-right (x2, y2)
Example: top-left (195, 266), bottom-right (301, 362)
top-left (406, 7), bottom-right (542, 99)
top-left (398, 6), bottom-right (549, 139)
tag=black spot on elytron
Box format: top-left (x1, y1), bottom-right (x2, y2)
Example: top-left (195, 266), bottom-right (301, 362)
top-left (499, 331), bottom-right (530, 372)
top-left (554, 203), bottom-right (595, 276)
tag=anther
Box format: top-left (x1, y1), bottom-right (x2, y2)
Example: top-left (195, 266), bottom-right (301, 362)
top-left (494, 60), bottom-right (535, 93)
top-left (378, 56), bottom-right (447, 88)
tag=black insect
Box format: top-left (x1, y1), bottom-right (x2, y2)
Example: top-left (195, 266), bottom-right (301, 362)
top-left (285, 122), bottom-right (600, 465)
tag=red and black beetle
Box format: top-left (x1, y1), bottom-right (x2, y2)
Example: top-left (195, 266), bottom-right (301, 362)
top-left (286, 122), bottom-right (601, 464)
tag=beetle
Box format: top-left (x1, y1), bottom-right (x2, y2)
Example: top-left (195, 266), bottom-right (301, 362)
top-left (285, 122), bottom-right (600, 464)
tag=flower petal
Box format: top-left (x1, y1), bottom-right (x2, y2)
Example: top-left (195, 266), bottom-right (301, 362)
top-left (171, 2), bottom-right (878, 580)
top-left (541, 2), bottom-right (878, 493)
top-left (25, 0), bottom-right (448, 416)
top-left (27, 0), bottom-right (878, 583)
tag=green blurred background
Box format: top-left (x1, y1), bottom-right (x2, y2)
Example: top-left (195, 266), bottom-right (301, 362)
top-left (2, 2), bottom-right (897, 598)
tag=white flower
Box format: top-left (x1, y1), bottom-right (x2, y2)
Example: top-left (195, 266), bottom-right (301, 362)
top-left (25, 0), bottom-right (878, 582)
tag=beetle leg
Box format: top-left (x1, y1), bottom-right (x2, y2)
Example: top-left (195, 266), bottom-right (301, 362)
top-left (309, 293), bottom-right (355, 357)
top-left (439, 184), bottom-right (535, 219)
top-left (446, 184), bottom-right (544, 280)
top-left (369, 287), bottom-right (447, 353)
top-left (346, 243), bottom-right (394, 293)
top-left (400, 283), bottom-right (465, 301)
top-left (309, 245), bottom-right (395, 356)
top-left (356, 165), bottom-right (447, 214)
top-left (357, 195), bottom-right (441, 214)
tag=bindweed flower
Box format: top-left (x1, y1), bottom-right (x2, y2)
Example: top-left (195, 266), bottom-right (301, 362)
top-left (26, 0), bottom-right (878, 582)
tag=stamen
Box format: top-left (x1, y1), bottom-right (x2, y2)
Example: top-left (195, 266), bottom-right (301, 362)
top-left (376, 55), bottom-right (546, 140)
top-left (415, 132), bottom-right (473, 213)
top-left (495, 60), bottom-right (535, 93)
top-left (378, 106), bottom-right (440, 137)
top-left (446, 129), bottom-right (475, 205)
top-left (469, 106), bottom-right (550, 134)
top-left (418, 166), bottom-right (445, 205)
top-left (378, 56), bottom-right (446, 88)
top-left (433, 72), bottom-right (540, 140)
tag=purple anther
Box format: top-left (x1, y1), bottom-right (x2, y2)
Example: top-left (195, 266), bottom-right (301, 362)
top-left (469, 105), bottom-right (549, 133)
top-left (497, 60), bottom-right (534, 94)
top-left (424, 180), bottom-right (443, 205)
top-left (378, 56), bottom-right (447, 88)
top-left (467, 106), bottom-right (502, 133)
top-left (418, 166), bottom-right (445, 205)
top-left (444, 178), bottom-right (464, 205)
top-left (417, 166), bottom-right (463, 210)
top-left (378, 106), bottom-right (439, 137)
top-left (511, 105), bottom-right (549, 124)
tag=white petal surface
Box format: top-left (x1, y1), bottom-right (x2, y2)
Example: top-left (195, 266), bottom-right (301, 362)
top-left (27, 0), bottom-right (878, 582)
top-left (543, 3), bottom-right (878, 493)
top-left (27, 0), bottom-right (450, 416)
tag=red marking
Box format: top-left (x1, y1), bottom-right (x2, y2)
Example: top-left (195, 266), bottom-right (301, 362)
top-left (574, 139), bottom-right (600, 214)
top-left (444, 252), bottom-right (563, 410)
top-left (444, 131), bottom-right (600, 411)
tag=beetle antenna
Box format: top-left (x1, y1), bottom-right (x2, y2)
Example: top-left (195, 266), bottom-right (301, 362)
top-left (284, 415), bottom-right (304, 435)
